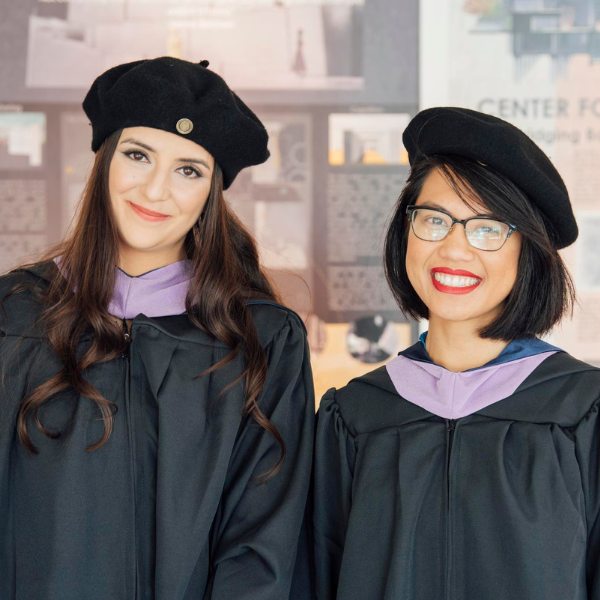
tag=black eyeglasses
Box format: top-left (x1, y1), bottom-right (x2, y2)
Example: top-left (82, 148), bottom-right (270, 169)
top-left (406, 205), bottom-right (517, 252)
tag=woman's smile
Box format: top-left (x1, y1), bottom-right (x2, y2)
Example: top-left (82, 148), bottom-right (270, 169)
top-left (431, 267), bottom-right (482, 294)
top-left (127, 200), bottom-right (171, 223)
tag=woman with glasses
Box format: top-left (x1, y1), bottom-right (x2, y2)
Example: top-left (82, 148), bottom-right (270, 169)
top-left (313, 107), bottom-right (600, 599)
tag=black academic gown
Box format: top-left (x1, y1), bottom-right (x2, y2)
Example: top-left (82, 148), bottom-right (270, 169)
top-left (314, 348), bottom-right (600, 599)
top-left (0, 264), bottom-right (315, 600)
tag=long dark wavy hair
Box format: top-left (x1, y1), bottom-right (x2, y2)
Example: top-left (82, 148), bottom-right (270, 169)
top-left (8, 130), bottom-right (285, 480)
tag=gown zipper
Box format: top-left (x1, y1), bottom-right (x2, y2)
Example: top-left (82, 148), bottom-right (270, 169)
top-left (446, 418), bottom-right (455, 500)
top-left (447, 419), bottom-right (455, 464)
top-left (122, 317), bottom-right (130, 354)
top-left (446, 419), bottom-right (456, 600)
top-left (121, 317), bottom-right (137, 597)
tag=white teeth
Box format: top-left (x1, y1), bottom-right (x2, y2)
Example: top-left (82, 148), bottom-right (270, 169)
top-left (433, 272), bottom-right (481, 287)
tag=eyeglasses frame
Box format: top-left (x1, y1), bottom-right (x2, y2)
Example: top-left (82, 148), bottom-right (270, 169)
top-left (405, 204), bottom-right (517, 252)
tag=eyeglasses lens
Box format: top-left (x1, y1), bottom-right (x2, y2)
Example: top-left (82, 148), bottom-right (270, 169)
top-left (410, 208), bottom-right (510, 251)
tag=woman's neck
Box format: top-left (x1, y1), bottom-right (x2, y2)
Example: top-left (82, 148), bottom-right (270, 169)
top-left (118, 245), bottom-right (185, 277)
top-left (425, 317), bottom-right (510, 373)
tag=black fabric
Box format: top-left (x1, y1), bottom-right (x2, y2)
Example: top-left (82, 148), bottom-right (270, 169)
top-left (83, 57), bottom-right (270, 189)
top-left (0, 263), bottom-right (314, 600)
top-left (314, 355), bottom-right (600, 599)
top-left (402, 107), bottom-right (577, 249)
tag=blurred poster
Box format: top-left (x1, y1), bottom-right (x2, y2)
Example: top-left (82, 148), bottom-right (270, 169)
top-left (0, 110), bottom-right (49, 272)
top-left (0, 178), bottom-right (48, 272)
top-left (577, 212), bottom-right (600, 292)
top-left (249, 115), bottom-right (312, 271)
top-left (225, 113), bottom-right (312, 273)
top-left (420, 0), bottom-right (600, 366)
top-left (328, 113), bottom-right (411, 165)
top-left (60, 111), bottom-right (95, 231)
top-left (2, 0), bottom-right (415, 107)
top-left (25, 1), bottom-right (364, 92)
top-left (0, 112), bottom-right (46, 169)
top-left (320, 169), bottom-right (408, 321)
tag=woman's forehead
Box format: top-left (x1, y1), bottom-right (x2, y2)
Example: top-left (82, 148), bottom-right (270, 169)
top-left (415, 169), bottom-right (489, 217)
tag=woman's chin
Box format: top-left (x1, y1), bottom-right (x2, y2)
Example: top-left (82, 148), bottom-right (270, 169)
top-left (428, 304), bottom-right (489, 325)
top-left (428, 302), bottom-right (502, 327)
top-left (118, 235), bottom-right (168, 254)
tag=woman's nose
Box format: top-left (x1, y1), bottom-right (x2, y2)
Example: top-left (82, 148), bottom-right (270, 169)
top-left (437, 225), bottom-right (475, 261)
top-left (141, 168), bottom-right (170, 203)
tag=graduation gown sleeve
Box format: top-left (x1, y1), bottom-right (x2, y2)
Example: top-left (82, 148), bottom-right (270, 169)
top-left (574, 396), bottom-right (600, 598)
top-left (0, 271), bottom-right (48, 595)
top-left (313, 389), bottom-right (356, 600)
top-left (0, 336), bottom-right (38, 594)
top-left (206, 311), bottom-right (315, 600)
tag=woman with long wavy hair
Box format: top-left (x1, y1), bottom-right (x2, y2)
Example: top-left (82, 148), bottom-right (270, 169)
top-left (0, 57), bottom-right (314, 600)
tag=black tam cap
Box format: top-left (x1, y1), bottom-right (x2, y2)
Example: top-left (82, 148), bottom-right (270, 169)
top-left (83, 57), bottom-right (269, 189)
top-left (402, 107), bottom-right (577, 249)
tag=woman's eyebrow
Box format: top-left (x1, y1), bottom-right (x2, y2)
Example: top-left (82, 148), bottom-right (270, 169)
top-left (415, 201), bottom-right (452, 211)
top-left (119, 138), bottom-right (211, 170)
top-left (177, 157), bottom-right (211, 170)
top-left (418, 201), bottom-right (446, 209)
top-left (120, 138), bottom-right (154, 152)
top-left (417, 200), bottom-right (492, 217)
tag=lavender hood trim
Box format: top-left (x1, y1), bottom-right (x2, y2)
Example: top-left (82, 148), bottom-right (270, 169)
top-left (386, 350), bottom-right (558, 419)
top-left (54, 257), bottom-right (192, 319)
top-left (108, 260), bottom-right (192, 319)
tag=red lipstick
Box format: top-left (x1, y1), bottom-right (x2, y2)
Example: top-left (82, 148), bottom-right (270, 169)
top-left (127, 201), bottom-right (170, 222)
top-left (430, 267), bottom-right (482, 295)
top-left (431, 267), bottom-right (481, 278)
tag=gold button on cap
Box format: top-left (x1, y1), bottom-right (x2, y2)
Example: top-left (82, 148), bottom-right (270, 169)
top-left (176, 118), bottom-right (193, 134)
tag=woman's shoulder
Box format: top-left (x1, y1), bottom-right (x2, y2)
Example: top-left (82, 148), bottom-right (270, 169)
top-left (0, 261), bottom-right (54, 291)
top-left (246, 300), bottom-right (306, 348)
top-left (0, 261), bottom-right (55, 337)
top-left (318, 366), bottom-right (415, 437)
top-left (514, 349), bottom-right (600, 423)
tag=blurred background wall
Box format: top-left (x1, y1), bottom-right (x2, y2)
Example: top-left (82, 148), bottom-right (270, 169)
top-left (0, 0), bottom-right (598, 401)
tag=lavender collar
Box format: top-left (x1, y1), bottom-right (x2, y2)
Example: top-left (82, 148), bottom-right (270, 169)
top-left (54, 257), bottom-right (192, 319)
top-left (108, 260), bottom-right (192, 319)
top-left (386, 336), bottom-right (561, 419)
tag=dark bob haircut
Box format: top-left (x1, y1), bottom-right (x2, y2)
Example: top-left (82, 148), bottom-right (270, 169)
top-left (384, 154), bottom-right (576, 341)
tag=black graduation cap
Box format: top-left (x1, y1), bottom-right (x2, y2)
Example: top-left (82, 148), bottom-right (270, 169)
top-left (83, 57), bottom-right (270, 189)
top-left (402, 107), bottom-right (577, 249)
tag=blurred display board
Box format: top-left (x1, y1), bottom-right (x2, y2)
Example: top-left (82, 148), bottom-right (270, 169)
top-left (420, 0), bottom-right (600, 366)
top-left (0, 0), bottom-right (419, 395)
top-left (0, 0), bottom-right (417, 107)
top-left (0, 107), bottom-right (52, 272)
top-left (328, 113), bottom-right (410, 165)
